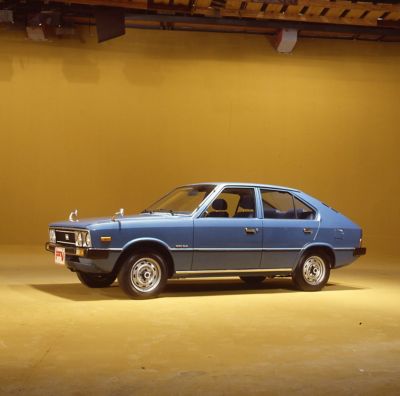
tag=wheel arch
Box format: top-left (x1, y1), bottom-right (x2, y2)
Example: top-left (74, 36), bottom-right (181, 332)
top-left (113, 238), bottom-right (175, 278)
top-left (297, 243), bottom-right (336, 269)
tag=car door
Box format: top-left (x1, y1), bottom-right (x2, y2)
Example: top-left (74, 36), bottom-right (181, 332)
top-left (260, 189), bottom-right (320, 269)
top-left (192, 187), bottom-right (262, 270)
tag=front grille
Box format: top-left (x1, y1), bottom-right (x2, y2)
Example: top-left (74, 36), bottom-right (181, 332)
top-left (55, 230), bottom-right (76, 245)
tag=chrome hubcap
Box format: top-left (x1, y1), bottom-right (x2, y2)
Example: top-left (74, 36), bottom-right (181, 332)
top-left (130, 258), bottom-right (161, 292)
top-left (303, 256), bottom-right (326, 285)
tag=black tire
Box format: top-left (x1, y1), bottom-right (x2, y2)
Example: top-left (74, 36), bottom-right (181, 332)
top-left (240, 276), bottom-right (266, 284)
top-left (117, 251), bottom-right (168, 299)
top-left (292, 250), bottom-right (331, 291)
top-left (76, 271), bottom-right (116, 288)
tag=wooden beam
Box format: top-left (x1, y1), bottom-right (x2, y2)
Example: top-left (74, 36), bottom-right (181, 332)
top-left (363, 10), bottom-right (386, 21)
top-left (46, 0), bottom-right (400, 31)
top-left (346, 9), bottom-right (365, 20)
top-left (295, 1), bottom-right (400, 13)
top-left (50, 0), bottom-right (400, 13)
top-left (386, 11), bottom-right (400, 21)
top-left (51, 0), bottom-right (148, 11)
top-left (266, 4), bottom-right (283, 13)
top-left (225, 0), bottom-right (242, 10)
top-left (123, 13), bottom-right (400, 36)
top-left (195, 6), bottom-right (381, 27)
top-left (284, 5), bottom-right (303, 16)
top-left (305, 5), bottom-right (325, 17)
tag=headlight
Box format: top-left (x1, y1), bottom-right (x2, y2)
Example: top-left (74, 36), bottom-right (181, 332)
top-left (75, 231), bottom-right (92, 247)
top-left (85, 232), bottom-right (92, 247)
top-left (76, 232), bottom-right (83, 247)
top-left (49, 229), bottom-right (56, 243)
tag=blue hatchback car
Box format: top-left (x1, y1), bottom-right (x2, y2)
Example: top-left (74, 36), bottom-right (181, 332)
top-left (46, 183), bottom-right (366, 299)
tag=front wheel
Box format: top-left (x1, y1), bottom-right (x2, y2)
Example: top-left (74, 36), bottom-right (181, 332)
top-left (76, 272), bottom-right (116, 288)
top-left (117, 252), bottom-right (168, 299)
top-left (292, 251), bottom-right (330, 291)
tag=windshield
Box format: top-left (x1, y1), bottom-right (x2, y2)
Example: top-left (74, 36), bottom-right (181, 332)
top-left (144, 185), bottom-right (215, 215)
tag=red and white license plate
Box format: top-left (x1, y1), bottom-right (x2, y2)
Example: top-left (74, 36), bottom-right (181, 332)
top-left (55, 247), bottom-right (66, 265)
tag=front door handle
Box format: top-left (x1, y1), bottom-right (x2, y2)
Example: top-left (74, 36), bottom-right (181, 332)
top-left (303, 228), bottom-right (313, 234)
top-left (245, 227), bottom-right (258, 234)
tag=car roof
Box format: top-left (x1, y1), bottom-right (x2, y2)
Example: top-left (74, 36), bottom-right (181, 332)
top-left (182, 182), bottom-right (301, 192)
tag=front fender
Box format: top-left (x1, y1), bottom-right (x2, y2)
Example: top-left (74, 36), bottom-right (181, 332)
top-left (122, 237), bottom-right (173, 251)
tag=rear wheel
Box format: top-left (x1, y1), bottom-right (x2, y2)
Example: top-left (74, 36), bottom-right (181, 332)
top-left (117, 251), bottom-right (168, 299)
top-left (292, 251), bottom-right (330, 291)
top-left (76, 272), bottom-right (116, 288)
top-left (239, 276), bottom-right (266, 284)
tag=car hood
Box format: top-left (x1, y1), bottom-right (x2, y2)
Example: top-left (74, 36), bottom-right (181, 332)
top-left (49, 213), bottom-right (188, 229)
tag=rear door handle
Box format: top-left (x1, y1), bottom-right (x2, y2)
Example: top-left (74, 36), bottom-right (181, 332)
top-left (303, 228), bottom-right (313, 234)
top-left (245, 227), bottom-right (258, 234)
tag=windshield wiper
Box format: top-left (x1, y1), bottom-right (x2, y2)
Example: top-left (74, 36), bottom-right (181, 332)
top-left (153, 209), bottom-right (175, 215)
top-left (141, 208), bottom-right (175, 215)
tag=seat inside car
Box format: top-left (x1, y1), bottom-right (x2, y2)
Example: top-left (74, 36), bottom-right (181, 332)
top-left (234, 194), bottom-right (255, 218)
top-left (207, 198), bottom-right (229, 217)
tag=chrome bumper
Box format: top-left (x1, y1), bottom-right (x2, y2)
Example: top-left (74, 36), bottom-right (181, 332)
top-left (45, 242), bottom-right (109, 259)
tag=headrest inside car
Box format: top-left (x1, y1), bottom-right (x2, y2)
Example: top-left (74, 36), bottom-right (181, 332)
top-left (238, 195), bottom-right (254, 210)
top-left (212, 198), bottom-right (228, 211)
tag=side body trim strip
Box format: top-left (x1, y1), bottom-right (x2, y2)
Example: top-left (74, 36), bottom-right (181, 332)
top-left (170, 247), bottom-right (356, 252)
top-left (175, 268), bottom-right (292, 276)
top-left (170, 247), bottom-right (302, 252)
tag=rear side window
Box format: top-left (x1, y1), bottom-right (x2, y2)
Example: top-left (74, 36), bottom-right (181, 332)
top-left (261, 190), bottom-right (315, 220)
top-left (293, 196), bottom-right (316, 220)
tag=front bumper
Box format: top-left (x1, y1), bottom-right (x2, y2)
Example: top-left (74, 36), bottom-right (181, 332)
top-left (353, 247), bottom-right (367, 256)
top-left (45, 242), bottom-right (120, 273)
top-left (45, 242), bottom-right (109, 259)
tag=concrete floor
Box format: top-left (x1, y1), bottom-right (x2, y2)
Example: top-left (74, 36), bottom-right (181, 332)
top-left (0, 246), bottom-right (399, 396)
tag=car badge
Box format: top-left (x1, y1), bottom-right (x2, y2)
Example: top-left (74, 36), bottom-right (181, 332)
top-left (65, 234), bottom-right (69, 241)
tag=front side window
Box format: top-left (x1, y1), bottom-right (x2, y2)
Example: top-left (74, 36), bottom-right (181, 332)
top-left (145, 185), bottom-right (215, 215)
top-left (262, 190), bottom-right (315, 220)
top-left (204, 188), bottom-right (256, 218)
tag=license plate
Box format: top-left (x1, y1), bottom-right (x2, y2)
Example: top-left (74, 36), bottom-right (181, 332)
top-left (55, 247), bottom-right (66, 265)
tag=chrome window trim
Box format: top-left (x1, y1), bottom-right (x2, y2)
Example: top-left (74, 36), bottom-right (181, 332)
top-left (144, 184), bottom-right (219, 218)
top-left (192, 184), bottom-right (225, 218)
top-left (195, 186), bottom-right (259, 219)
top-left (292, 193), bottom-right (320, 221)
top-left (260, 189), bottom-right (320, 222)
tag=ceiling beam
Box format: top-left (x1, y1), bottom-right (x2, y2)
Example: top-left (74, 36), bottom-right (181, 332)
top-left (124, 13), bottom-right (400, 36)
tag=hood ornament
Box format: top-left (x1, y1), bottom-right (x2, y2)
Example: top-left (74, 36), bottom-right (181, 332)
top-left (69, 209), bottom-right (79, 222)
top-left (112, 208), bottom-right (124, 222)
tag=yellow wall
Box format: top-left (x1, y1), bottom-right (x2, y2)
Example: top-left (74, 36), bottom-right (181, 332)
top-left (1, 26), bottom-right (399, 250)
